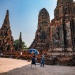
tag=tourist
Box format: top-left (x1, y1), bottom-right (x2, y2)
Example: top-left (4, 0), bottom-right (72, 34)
top-left (31, 55), bottom-right (36, 67)
top-left (40, 54), bottom-right (45, 67)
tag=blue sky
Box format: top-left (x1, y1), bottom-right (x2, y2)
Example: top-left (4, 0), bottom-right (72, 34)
top-left (0, 0), bottom-right (57, 47)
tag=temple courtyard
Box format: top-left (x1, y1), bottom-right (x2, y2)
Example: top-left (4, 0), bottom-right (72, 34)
top-left (0, 58), bottom-right (75, 75)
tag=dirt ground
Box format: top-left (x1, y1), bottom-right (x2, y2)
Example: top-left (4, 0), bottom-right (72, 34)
top-left (0, 58), bottom-right (75, 75)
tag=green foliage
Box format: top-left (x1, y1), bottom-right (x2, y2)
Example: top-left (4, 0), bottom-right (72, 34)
top-left (14, 39), bottom-right (28, 51)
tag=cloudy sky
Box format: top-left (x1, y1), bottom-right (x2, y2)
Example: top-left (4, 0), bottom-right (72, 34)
top-left (0, 0), bottom-right (57, 47)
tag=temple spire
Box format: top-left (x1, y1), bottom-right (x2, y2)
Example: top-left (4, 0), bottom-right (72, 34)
top-left (6, 10), bottom-right (9, 17)
top-left (18, 32), bottom-right (22, 51)
top-left (3, 10), bottom-right (10, 26)
top-left (6, 10), bottom-right (9, 16)
top-left (5, 10), bottom-right (9, 22)
top-left (0, 10), bottom-right (14, 52)
top-left (30, 8), bottom-right (50, 53)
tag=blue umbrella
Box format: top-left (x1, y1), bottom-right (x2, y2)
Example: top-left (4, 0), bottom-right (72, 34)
top-left (28, 49), bottom-right (39, 55)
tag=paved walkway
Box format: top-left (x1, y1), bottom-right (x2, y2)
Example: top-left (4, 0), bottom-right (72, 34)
top-left (0, 58), bottom-right (75, 75)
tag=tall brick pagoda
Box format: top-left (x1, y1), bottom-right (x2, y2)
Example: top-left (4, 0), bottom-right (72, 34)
top-left (30, 0), bottom-right (75, 56)
top-left (50, 0), bottom-right (75, 51)
top-left (18, 32), bottom-right (22, 51)
top-left (0, 10), bottom-right (14, 52)
top-left (29, 8), bottom-right (50, 53)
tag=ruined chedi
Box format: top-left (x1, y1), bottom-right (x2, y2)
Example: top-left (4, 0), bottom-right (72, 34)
top-left (30, 0), bottom-right (75, 54)
top-left (0, 10), bottom-right (14, 52)
top-left (51, 0), bottom-right (75, 51)
top-left (29, 8), bottom-right (50, 53)
top-left (18, 32), bottom-right (23, 51)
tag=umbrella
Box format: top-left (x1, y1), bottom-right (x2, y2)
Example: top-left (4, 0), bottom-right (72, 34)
top-left (28, 49), bottom-right (39, 55)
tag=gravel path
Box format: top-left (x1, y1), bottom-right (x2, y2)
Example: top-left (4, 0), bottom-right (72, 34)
top-left (0, 58), bottom-right (75, 75)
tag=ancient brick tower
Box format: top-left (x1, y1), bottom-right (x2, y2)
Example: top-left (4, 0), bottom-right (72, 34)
top-left (50, 0), bottom-right (75, 51)
top-left (30, 0), bottom-right (75, 65)
top-left (30, 8), bottom-right (50, 53)
top-left (0, 10), bottom-right (14, 52)
top-left (54, 0), bottom-right (74, 19)
top-left (18, 32), bottom-right (22, 51)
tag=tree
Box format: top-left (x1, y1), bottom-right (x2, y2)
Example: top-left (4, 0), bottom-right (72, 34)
top-left (14, 39), bottom-right (28, 51)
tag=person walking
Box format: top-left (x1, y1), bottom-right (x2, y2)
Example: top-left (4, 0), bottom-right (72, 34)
top-left (31, 55), bottom-right (36, 68)
top-left (40, 54), bottom-right (45, 67)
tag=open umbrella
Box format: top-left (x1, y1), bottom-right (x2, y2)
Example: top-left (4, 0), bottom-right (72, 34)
top-left (28, 49), bottom-right (39, 55)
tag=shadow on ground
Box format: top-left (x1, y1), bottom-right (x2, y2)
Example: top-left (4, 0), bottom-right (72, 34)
top-left (0, 64), bottom-right (43, 75)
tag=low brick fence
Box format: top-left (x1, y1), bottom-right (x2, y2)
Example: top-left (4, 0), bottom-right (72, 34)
top-left (1, 51), bottom-right (75, 66)
top-left (1, 51), bottom-right (41, 61)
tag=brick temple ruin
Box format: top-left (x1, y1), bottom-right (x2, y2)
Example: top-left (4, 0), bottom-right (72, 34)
top-left (29, 8), bottom-right (50, 53)
top-left (30, 0), bottom-right (75, 65)
top-left (0, 0), bottom-right (75, 65)
top-left (18, 32), bottom-right (23, 51)
top-left (0, 10), bottom-right (14, 52)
